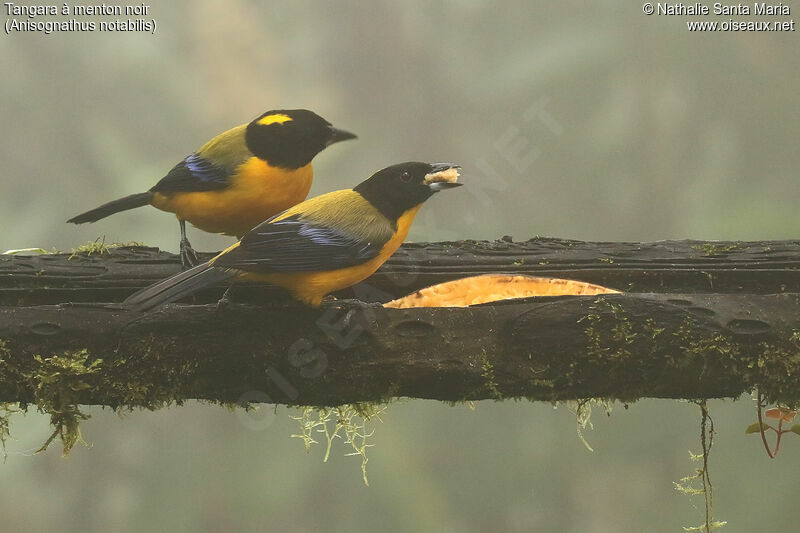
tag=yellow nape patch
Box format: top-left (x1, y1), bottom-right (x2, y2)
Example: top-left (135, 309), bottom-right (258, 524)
top-left (257, 114), bottom-right (293, 126)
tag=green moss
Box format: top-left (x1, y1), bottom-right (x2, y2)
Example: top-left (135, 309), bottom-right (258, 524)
top-left (0, 341), bottom-right (20, 458)
top-left (290, 403), bottom-right (388, 486)
top-left (691, 242), bottom-right (744, 257)
top-left (0, 335), bottom-right (197, 456)
top-left (68, 238), bottom-right (144, 260)
top-left (673, 319), bottom-right (740, 373)
top-left (480, 352), bottom-right (503, 400)
top-left (575, 297), bottom-right (800, 407)
top-left (581, 297), bottom-right (636, 362)
top-left (0, 403), bottom-right (19, 460)
top-left (106, 334), bottom-right (193, 410)
top-left (565, 398), bottom-right (614, 452)
top-left (24, 350), bottom-right (102, 455)
top-left (643, 318), bottom-right (665, 340)
top-left (674, 402), bottom-right (727, 531)
top-left (750, 334), bottom-right (800, 409)
top-left (674, 319), bottom-right (800, 406)
top-left (528, 378), bottom-right (556, 390)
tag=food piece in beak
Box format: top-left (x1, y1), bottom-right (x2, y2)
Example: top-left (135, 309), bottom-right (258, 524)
top-left (424, 165), bottom-right (462, 191)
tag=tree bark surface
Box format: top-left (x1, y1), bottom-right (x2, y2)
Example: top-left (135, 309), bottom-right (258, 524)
top-left (1, 239), bottom-right (798, 408)
top-left (2, 238), bottom-right (799, 305)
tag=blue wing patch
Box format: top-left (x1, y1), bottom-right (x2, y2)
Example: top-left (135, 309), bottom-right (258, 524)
top-left (150, 153), bottom-right (233, 193)
top-left (213, 215), bottom-right (386, 273)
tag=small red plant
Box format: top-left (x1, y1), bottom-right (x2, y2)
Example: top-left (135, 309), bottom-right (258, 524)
top-left (747, 393), bottom-right (800, 458)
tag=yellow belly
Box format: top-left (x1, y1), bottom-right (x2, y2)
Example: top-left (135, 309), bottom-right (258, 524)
top-left (151, 160), bottom-right (313, 236)
top-left (237, 205), bottom-right (422, 306)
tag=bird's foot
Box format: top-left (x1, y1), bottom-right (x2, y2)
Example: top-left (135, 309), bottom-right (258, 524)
top-left (319, 298), bottom-right (384, 330)
top-left (215, 287), bottom-right (234, 311)
top-left (319, 297), bottom-right (383, 310)
top-left (180, 239), bottom-right (199, 269)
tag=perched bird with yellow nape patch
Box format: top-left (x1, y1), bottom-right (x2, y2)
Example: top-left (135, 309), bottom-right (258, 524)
top-left (67, 109), bottom-right (356, 267)
top-left (121, 161), bottom-right (462, 311)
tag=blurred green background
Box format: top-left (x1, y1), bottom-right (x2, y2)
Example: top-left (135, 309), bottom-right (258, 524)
top-left (2, 1), bottom-right (799, 531)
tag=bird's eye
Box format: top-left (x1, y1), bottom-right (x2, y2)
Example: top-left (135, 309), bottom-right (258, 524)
top-left (400, 172), bottom-right (411, 182)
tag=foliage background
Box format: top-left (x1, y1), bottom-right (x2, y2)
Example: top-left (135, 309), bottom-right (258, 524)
top-left (2, 2), bottom-right (799, 531)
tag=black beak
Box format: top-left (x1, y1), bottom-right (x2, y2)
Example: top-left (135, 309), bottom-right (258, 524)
top-left (325, 127), bottom-right (357, 146)
top-left (429, 162), bottom-right (460, 173)
top-left (428, 181), bottom-right (463, 191)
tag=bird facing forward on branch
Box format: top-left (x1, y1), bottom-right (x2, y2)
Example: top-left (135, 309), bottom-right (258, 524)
top-left (67, 109), bottom-right (356, 267)
top-left (122, 161), bottom-right (462, 310)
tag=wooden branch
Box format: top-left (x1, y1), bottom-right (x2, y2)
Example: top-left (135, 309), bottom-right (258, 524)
top-left (1, 239), bottom-right (799, 408)
top-left (2, 238), bottom-right (799, 306)
top-left (0, 294), bottom-right (799, 407)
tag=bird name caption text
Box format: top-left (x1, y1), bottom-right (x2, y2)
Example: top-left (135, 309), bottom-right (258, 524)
top-left (4, 3), bottom-right (155, 35)
top-left (641, 2), bottom-right (795, 31)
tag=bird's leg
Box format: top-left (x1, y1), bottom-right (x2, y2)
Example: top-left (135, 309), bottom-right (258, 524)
top-left (178, 219), bottom-right (199, 269)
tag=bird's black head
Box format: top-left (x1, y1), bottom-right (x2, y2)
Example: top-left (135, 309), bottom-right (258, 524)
top-left (354, 162), bottom-right (462, 223)
top-left (245, 109), bottom-right (356, 169)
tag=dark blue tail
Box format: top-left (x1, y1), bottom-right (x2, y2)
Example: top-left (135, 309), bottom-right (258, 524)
top-left (122, 262), bottom-right (234, 312)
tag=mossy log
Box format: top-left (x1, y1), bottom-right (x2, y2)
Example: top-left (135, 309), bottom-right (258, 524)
top-left (0, 294), bottom-right (798, 407)
top-left (0, 238), bottom-right (799, 408)
top-left (2, 237), bottom-right (799, 306)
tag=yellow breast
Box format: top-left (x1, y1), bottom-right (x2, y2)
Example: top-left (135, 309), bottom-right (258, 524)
top-left (241, 205), bottom-right (422, 306)
top-left (151, 160), bottom-right (313, 237)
